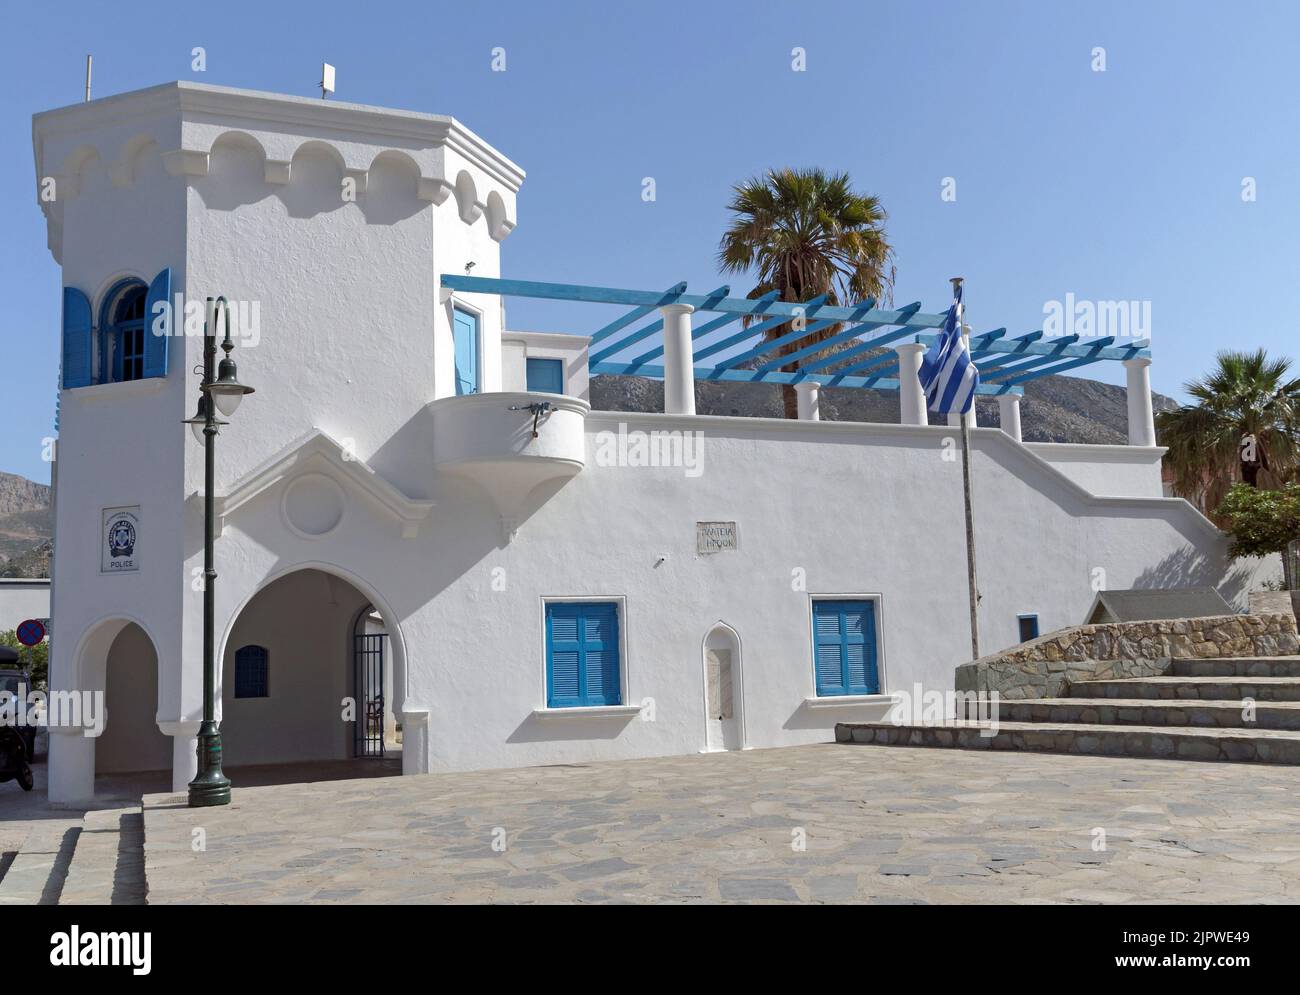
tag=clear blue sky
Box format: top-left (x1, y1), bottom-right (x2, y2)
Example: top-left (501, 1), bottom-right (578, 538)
top-left (4, 0), bottom-right (1297, 484)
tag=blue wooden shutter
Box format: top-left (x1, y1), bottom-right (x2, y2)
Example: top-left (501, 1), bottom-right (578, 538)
top-left (546, 603), bottom-right (621, 707)
top-left (61, 287), bottom-right (93, 389)
top-left (143, 268), bottom-right (171, 380)
top-left (813, 600), bottom-right (879, 696)
top-left (453, 308), bottom-right (478, 395)
top-left (547, 607), bottom-right (582, 706)
top-left (526, 357), bottom-right (564, 394)
top-left (813, 602), bottom-right (846, 695)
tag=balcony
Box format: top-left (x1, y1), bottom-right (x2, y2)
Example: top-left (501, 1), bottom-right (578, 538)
top-left (428, 391), bottom-right (588, 541)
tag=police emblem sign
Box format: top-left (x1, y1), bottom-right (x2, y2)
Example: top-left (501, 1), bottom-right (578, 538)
top-left (101, 506), bottom-right (141, 573)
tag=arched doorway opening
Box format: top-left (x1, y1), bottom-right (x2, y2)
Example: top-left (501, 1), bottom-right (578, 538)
top-left (702, 623), bottom-right (745, 752)
top-left (219, 568), bottom-right (400, 772)
top-left (352, 605), bottom-right (397, 757)
top-left (96, 622), bottom-right (170, 777)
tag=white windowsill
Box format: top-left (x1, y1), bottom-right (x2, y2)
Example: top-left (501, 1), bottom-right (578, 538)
top-left (802, 693), bottom-right (898, 709)
top-left (64, 378), bottom-right (168, 404)
top-left (531, 704), bottom-right (643, 720)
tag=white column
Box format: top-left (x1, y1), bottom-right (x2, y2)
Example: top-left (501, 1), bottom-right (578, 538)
top-left (1124, 357), bottom-right (1156, 447)
top-left (160, 719), bottom-right (200, 793)
top-left (947, 406), bottom-right (977, 429)
top-left (895, 342), bottom-right (928, 426)
top-left (47, 729), bottom-right (95, 806)
top-left (997, 394), bottom-right (1022, 442)
top-left (661, 303), bottom-right (696, 415)
top-left (795, 381), bottom-right (821, 421)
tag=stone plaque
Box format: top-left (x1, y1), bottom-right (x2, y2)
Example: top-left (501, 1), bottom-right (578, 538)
top-left (696, 521), bottom-right (738, 554)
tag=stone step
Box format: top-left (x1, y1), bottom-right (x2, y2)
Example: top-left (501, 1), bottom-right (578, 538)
top-left (1170, 656), bottom-right (1300, 678)
top-left (835, 720), bottom-right (1300, 764)
top-left (962, 697), bottom-right (1300, 731)
top-left (1069, 676), bottom-right (1300, 701)
top-left (0, 818), bottom-right (82, 905)
top-left (58, 806), bottom-right (146, 906)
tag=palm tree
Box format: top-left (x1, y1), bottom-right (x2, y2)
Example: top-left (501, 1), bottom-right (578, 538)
top-left (1157, 350), bottom-right (1300, 513)
top-left (718, 168), bottom-right (894, 418)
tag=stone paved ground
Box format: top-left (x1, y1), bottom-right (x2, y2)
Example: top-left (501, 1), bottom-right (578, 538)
top-left (142, 744), bottom-right (1300, 904)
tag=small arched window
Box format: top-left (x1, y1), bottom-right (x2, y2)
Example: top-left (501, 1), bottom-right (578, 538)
top-left (234, 645), bottom-right (269, 698)
top-left (99, 281), bottom-right (149, 384)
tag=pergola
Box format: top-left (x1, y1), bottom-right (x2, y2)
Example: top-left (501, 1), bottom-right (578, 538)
top-left (440, 275), bottom-right (1156, 444)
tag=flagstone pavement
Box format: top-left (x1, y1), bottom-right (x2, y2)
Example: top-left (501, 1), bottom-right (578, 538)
top-left (141, 744), bottom-right (1300, 904)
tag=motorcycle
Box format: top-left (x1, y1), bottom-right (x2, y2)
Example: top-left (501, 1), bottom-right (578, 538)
top-left (0, 724), bottom-right (34, 791)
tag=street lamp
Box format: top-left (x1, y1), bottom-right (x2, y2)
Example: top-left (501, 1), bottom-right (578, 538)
top-left (184, 297), bottom-right (254, 807)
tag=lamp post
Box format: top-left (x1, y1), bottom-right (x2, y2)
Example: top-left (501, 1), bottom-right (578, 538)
top-left (184, 297), bottom-right (254, 807)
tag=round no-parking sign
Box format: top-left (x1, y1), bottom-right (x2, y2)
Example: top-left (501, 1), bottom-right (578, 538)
top-left (16, 619), bottom-right (46, 647)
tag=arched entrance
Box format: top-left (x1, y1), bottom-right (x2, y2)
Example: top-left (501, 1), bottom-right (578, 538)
top-left (96, 622), bottom-right (170, 776)
top-left (702, 623), bottom-right (745, 752)
top-left (218, 568), bottom-right (401, 771)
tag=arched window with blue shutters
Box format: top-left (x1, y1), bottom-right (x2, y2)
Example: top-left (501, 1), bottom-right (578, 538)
top-left (452, 307), bottom-right (479, 395)
top-left (545, 602), bottom-right (621, 707)
top-left (61, 287), bottom-right (94, 389)
top-left (234, 645), bottom-right (269, 698)
top-left (812, 599), bottom-right (880, 696)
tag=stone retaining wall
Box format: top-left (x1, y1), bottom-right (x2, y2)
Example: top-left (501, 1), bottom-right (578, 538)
top-left (954, 613), bottom-right (1300, 700)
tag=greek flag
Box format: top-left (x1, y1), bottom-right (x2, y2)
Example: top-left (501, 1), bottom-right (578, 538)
top-left (918, 284), bottom-right (979, 415)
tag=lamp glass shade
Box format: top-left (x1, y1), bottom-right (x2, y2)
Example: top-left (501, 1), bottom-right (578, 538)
top-left (211, 387), bottom-right (245, 418)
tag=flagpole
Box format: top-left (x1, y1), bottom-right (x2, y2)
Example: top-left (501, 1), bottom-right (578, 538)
top-left (952, 276), bottom-right (981, 660)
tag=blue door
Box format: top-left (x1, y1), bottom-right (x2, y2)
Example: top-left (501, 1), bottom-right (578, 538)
top-left (812, 599), bottom-right (880, 696)
top-left (453, 308), bottom-right (479, 395)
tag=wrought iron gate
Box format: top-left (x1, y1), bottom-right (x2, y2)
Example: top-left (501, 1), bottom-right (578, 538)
top-left (353, 628), bottom-right (386, 758)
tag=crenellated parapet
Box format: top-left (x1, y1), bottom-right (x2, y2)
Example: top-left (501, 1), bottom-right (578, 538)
top-left (33, 81), bottom-right (524, 263)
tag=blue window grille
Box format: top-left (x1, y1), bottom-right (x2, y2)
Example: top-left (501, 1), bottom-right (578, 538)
top-left (234, 645), bottom-right (269, 698)
top-left (453, 308), bottom-right (479, 395)
top-left (545, 602), bottom-right (621, 707)
top-left (1017, 613), bottom-right (1040, 642)
top-left (526, 357), bottom-right (564, 394)
top-left (812, 599), bottom-right (880, 696)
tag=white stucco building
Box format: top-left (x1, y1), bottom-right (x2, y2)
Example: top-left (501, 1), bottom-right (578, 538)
top-left (32, 82), bottom-right (1278, 804)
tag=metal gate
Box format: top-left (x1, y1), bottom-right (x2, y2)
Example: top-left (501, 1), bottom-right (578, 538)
top-left (352, 626), bottom-right (386, 758)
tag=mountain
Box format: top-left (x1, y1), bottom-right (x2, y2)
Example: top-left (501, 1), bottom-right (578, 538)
top-left (591, 372), bottom-right (1179, 444)
top-left (0, 472), bottom-right (52, 578)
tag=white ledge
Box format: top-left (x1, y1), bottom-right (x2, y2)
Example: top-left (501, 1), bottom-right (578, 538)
top-left (531, 705), bottom-right (642, 720)
top-left (62, 378), bottom-right (168, 404)
top-left (802, 693), bottom-right (898, 709)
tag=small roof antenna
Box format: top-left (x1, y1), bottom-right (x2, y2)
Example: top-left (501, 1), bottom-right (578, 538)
top-left (320, 62), bottom-right (335, 99)
top-left (85, 54), bottom-right (92, 102)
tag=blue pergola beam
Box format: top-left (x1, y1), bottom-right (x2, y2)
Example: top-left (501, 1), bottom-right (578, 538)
top-left (753, 300), bottom-right (881, 374)
top-left (709, 295), bottom-right (832, 372)
top-left (997, 353), bottom-right (1111, 386)
top-left (915, 331), bottom-right (1148, 363)
top-left (693, 309), bottom-right (809, 363)
top-left (970, 331), bottom-right (1046, 372)
top-left (624, 291), bottom-right (781, 369)
top-left (793, 304), bottom-right (925, 374)
top-left (985, 336), bottom-right (1115, 382)
top-left (820, 322), bottom-right (1003, 379)
top-left (589, 285), bottom-right (729, 363)
top-left (590, 361), bottom-right (1023, 396)
top-left (439, 274), bottom-right (948, 329)
top-left (585, 281), bottom-right (688, 344)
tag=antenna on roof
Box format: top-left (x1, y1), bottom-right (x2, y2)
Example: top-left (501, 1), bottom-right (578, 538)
top-left (320, 62), bottom-right (335, 99)
top-left (85, 54), bottom-right (92, 102)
